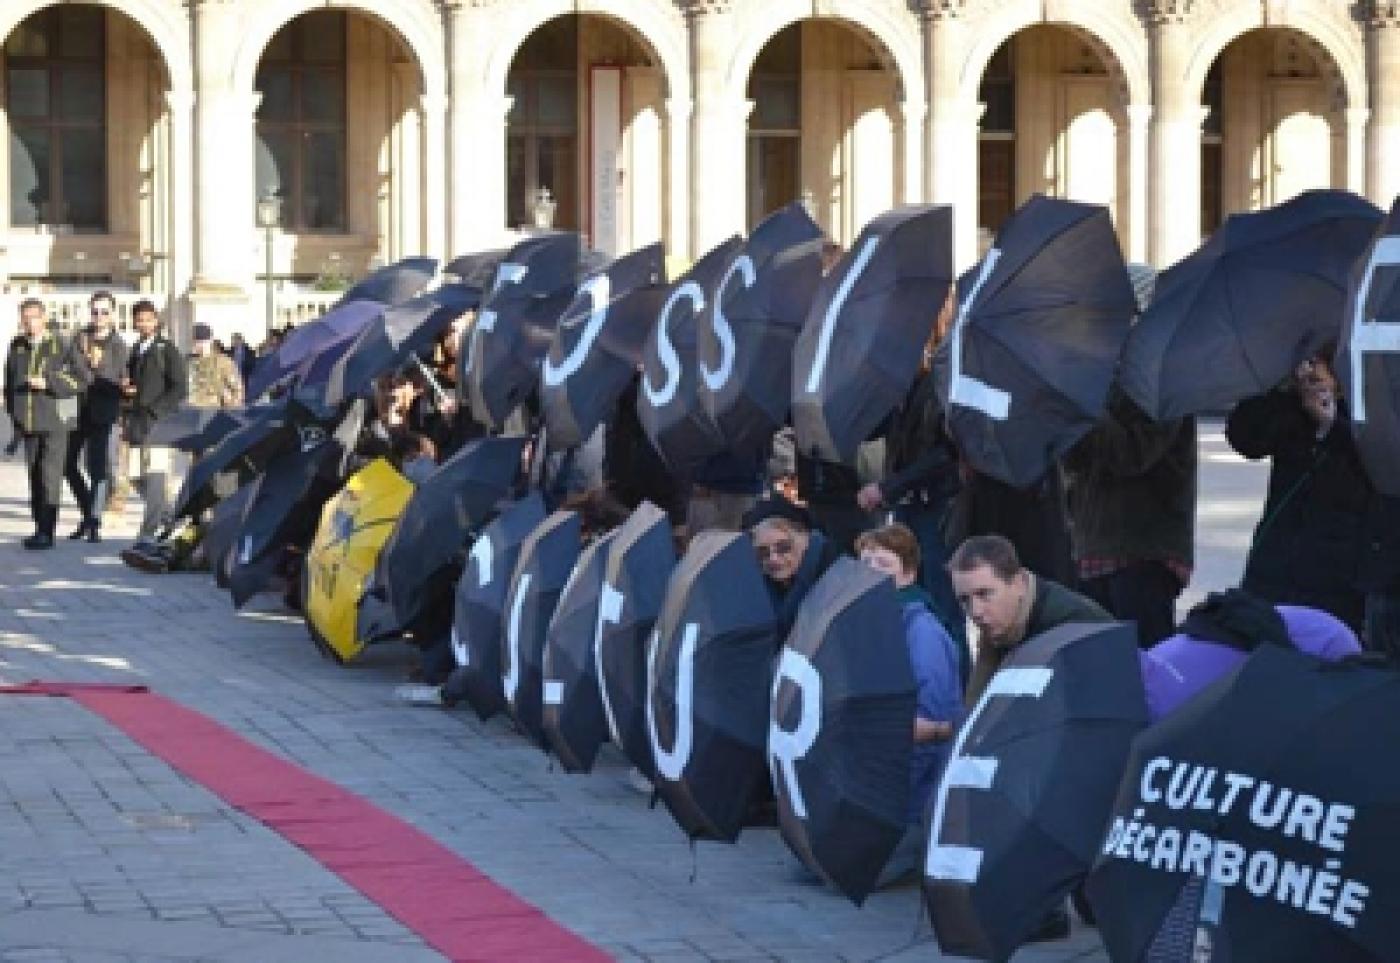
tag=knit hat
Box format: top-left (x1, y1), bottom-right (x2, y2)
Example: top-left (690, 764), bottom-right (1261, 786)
top-left (192, 323), bottom-right (213, 343)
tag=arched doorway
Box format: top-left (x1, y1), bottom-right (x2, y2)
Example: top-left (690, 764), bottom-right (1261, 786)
top-left (2, 4), bottom-right (175, 306)
top-left (504, 13), bottom-right (665, 256)
top-left (744, 19), bottom-right (901, 247)
top-left (253, 9), bottom-right (427, 286)
top-left (975, 26), bottom-right (1130, 253)
top-left (1199, 29), bottom-right (1347, 235)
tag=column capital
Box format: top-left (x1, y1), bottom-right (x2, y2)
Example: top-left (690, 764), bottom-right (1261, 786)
top-left (916, 0), bottom-right (968, 20)
top-left (419, 92), bottom-right (448, 117)
top-left (441, 0), bottom-right (506, 10)
top-left (165, 89), bottom-right (195, 114)
top-left (899, 99), bottom-right (928, 125)
top-left (664, 96), bottom-right (694, 122)
top-left (1143, 1), bottom-right (1196, 26)
top-left (1369, 2), bottom-right (1400, 27)
top-left (679, 1), bottom-right (734, 19)
top-left (1347, 106), bottom-right (1373, 127)
top-left (1126, 102), bottom-right (1154, 127)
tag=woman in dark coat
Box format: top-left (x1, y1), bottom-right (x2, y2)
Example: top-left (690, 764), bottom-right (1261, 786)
top-left (747, 501), bottom-right (842, 641)
top-left (1226, 354), bottom-right (1371, 632)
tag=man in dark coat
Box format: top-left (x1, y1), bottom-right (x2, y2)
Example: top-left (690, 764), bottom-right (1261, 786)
top-left (63, 291), bottom-right (130, 543)
top-left (1063, 387), bottom-right (1197, 647)
top-left (1226, 355), bottom-right (1370, 633)
top-left (1355, 495), bottom-right (1400, 658)
top-left (123, 300), bottom-right (187, 542)
top-left (4, 299), bottom-right (89, 548)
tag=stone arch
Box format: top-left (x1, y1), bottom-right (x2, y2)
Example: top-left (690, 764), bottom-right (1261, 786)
top-left (958, 1), bottom-right (1150, 107)
top-left (0, 0), bottom-right (190, 91)
top-left (230, 0), bottom-right (444, 101)
top-left (1181, 3), bottom-right (1363, 110)
top-left (725, 0), bottom-right (924, 112)
top-left (482, 0), bottom-right (689, 104)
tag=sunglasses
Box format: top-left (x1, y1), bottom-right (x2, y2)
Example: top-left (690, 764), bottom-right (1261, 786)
top-left (756, 539), bottom-right (795, 561)
top-left (91, 308), bottom-right (112, 316)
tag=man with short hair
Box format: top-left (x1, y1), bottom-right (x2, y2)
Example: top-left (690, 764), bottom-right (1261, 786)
top-left (187, 324), bottom-right (243, 410)
top-left (63, 290), bottom-right (130, 542)
top-left (949, 534), bottom-right (1112, 704)
top-left (4, 299), bottom-right (89, 548)
top-left (122, 301), bottom-right (187, 542)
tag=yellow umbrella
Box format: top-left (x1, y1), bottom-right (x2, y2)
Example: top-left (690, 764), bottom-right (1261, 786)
top-left (303, 458), bottom-right (414, 662)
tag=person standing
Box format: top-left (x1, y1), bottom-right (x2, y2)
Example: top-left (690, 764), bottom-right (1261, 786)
top-left (63, 291), bottom-right (130, 543)
top-left (4, 299), bottom-right (89, 548)
top-left (187, 324), bottom-right (243, 411)
top-left (123, 301), bottom-right (187, 543)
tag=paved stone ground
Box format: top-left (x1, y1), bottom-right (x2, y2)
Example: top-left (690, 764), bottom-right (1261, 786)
top-left (0, 423), bottom-right (1266, 962)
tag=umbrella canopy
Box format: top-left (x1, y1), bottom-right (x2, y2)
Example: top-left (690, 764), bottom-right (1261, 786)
top-left (1122, 189), bottom-right (1381, 420)
top-left (1087, 645), bottom-right (1400, 963)
top-left (501, 510), bottom-right (582, 749)
top-left (637, 237), bottom-right (743, 475)
top-left (170, 401), bottom-right (307, 521)
top-left (932, 194), bottom-right (1137, 488)
top-left (450, 493), bottom-right (549, 721)
top-left (204, 481), bottom-right (255, 590)
top-left (541, 531), bottom-right (619, 772)
top-left (358, 436), bottom-right (526, 640)
top-left (443, 249), bottom-right (507, 289)
top-left (791, 205), bottom-right (954, 463)
top-left (698, 204), bottom-right (825, 457)
top-left (324, 284), bottom-right (480, 407)
top-left (1339, 198), bottom-right (1400, 496)
top-left (771, 558), bottom-right (916, 905)
top-left (303, 458), bottom-right (414, 663)
top-left (333, 256), bottom-right (437, 308)
top-left (541, 242), bottom-right (668, 450)
top-left (462, 232), bottom-right (580, 429)
top-left (923, 620), bottom-right (1147, 961)
top-left (648, 531), bottom-right (777, 842)
top-left (596, 502), bottom-right (677, 779)
top-left (247, 300), bottom-right (385, 401)
top-left (226, 438), bottom-right (339, 608)
top-left (164, 407), bottom-right (259, 454)
top-left (144, 405), bottom-right (221, 449)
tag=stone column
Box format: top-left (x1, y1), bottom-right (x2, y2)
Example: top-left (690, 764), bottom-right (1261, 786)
top-left (665, 96), bottom-right (693, 263)
top-left (686, 1), bottom-right (746, 255)
top-left (899, 99), bottom-right (927, 205)
top-left (1126, 103), bottom-right (1152, 264)
top-left (165, 89), bottom-right (196, 340)
top-left (421, 92), bottom-right (449, 262)
top-left (189, 0), bottom-right (257, 340)
top-left (1367, 4), bottom-right (1400, 209)
top-left (445, 1), bottom-right (512, 254)
top-left (1147, 2), bottom-right (1203, 266)
top-left (0, 69), bottom-right (11, 282)
top-left (1346, 107), bottom-right (1370, 196)
top-left (921, 2), bottom-right (981, 269)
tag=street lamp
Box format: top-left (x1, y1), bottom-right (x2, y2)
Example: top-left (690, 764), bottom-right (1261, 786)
top-left (255, 192), bottom-right (282, 337)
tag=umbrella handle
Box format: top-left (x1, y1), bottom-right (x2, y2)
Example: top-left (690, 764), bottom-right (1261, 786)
top-left (410, 355), bottom-right (450, 409)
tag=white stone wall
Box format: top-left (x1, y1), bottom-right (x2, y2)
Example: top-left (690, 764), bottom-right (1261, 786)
top-left (0, 0), bottom-right (1391, 340)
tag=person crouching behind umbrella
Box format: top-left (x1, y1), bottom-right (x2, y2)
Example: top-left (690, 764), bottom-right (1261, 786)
top-left (856, 523), bottom-right (963, 886)
top-left (746, 498), bottom-right (842, 640)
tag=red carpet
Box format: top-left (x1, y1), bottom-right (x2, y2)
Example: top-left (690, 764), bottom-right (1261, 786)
top-left (2, 682), bottom-right (607, 962)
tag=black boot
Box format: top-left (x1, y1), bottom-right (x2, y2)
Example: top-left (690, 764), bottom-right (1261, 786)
top-left (24, 508), bottom-right (57, 550)
top-left (86, 482), bottom-right (108, 543)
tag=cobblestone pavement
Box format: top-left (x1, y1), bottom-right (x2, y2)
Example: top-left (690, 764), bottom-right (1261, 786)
top-left (0, 425), bottom-right (1265, 961)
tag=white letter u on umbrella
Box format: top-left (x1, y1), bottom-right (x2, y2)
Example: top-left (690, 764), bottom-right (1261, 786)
top-left (648, 622), bottom-right (699, 782)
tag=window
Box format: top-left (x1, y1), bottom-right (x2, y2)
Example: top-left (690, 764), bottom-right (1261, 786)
top-left (506, 18), bottom-right (579, 231)
top-left (977, 41), bottom-right (1016, 236)
top-left (5, 6), bottom-right (106, 231)
top-left (1201, 61), bottom-right (1224, 236)
top-left (746, 25), bottom-right (801, 230)
top-left (255, 12), bottom-right (347, 232)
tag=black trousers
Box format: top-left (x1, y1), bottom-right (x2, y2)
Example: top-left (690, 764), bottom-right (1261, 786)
top-left (1080, 560), bottom-right (1182, 648)
top-left (64, 420), bottom-right (114, 521)
top-left (23, 431), bottom-right (67, 535)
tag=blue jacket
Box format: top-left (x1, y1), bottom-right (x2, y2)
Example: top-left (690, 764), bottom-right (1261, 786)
top-left (902, 589), bottom-right (964, 825)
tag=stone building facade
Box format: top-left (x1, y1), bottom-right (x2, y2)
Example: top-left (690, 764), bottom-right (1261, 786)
top-left (0, 0), bottom-right (1391, 340)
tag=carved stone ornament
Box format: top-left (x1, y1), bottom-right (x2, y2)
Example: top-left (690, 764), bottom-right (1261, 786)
top-left (1371, 2), bottom-right (1400, 28)
top-left (1143, 0), bottom-right (1196, 25)
top-left (916, 0), bottom-right (967, 19)
top-left (679, 0), bottom-right (734, 16)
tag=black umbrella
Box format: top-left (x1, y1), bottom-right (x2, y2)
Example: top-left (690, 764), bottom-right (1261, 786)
top-left (444, 249), bottom-right (507, 289)
top-left (791, 205), bottom-right (954, 463)
top-left (324, 284), bottom-right (480, 407)
top-left (931, 194), bottom-right (1137, 489)
top-left (501, 510), bottom-right (582, 750)
top-left (144, 405), bottom-right (220, 449)
top-left (648, 531), bottom-right (777, 842)
top-left (772, 558), bottom-right (915, 905)
top-left (226, 440), bottom-right (338, 608)
top-left (247, 300), bottom-right (385, 401)
top-left (636, 237), bottom-right (742, 475)
top-left (923, 620), bottom-right (1146, 961)
top-left (1339, 198), bottom-right (1400, 496)
top-left (1121, 189), bottom-right (1381, 420)
top-left (541, 530), bottom-right (618, 772)
top-left (698, 204), bottom-right (824, 457)
top-left (166, 408), bottom-right (257, 454)
top-left (462, 232), bottom-right (580, 429)
top-left (596, 502), bottom-right (677, 779)
top-left (540, 243), bottom-right (668, 450)
top-left (1087, 645), bottom-right (1400, 963)
top-left (358, 436), bottom-right (526, 639)
top-left (333, 256), bottom-right (437, 308)
top-left (449, 493), bottom-right (549, 721)
top-left (204, 481), bottom-right (255, 589)
top-left (170, 402), bottom-right (309, 521)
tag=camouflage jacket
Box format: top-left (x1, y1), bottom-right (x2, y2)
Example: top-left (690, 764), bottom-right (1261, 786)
top-left (187, 351), bottom-right (244, 409)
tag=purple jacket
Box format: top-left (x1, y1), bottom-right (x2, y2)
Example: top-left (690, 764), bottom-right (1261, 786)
top-left (1140, 605), bottom-right (1362, 722)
